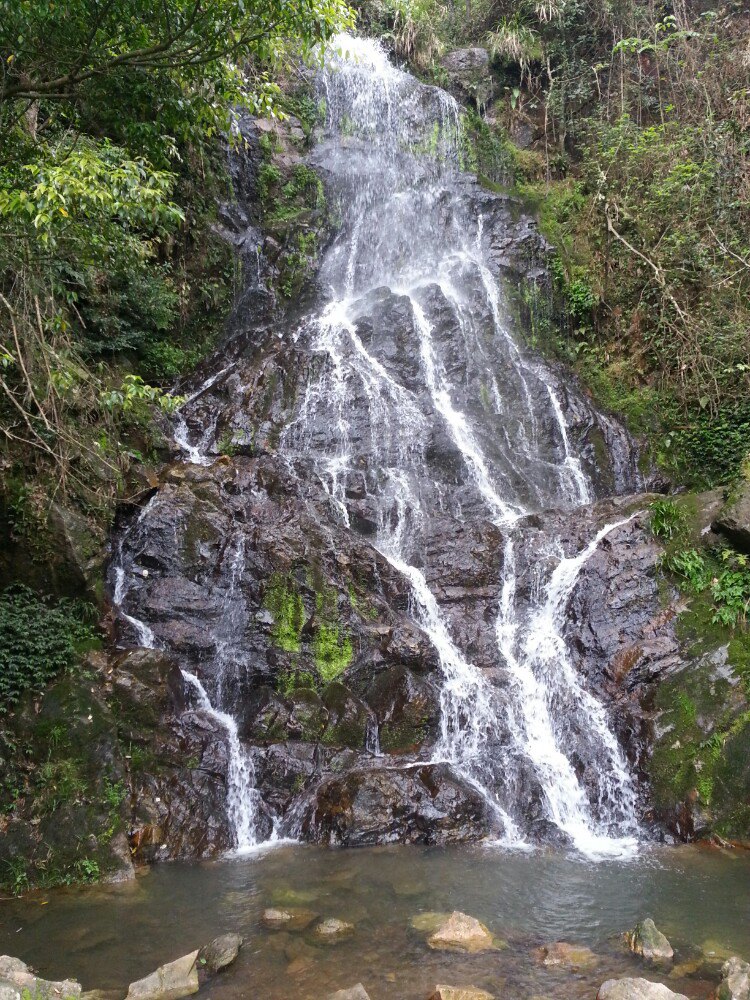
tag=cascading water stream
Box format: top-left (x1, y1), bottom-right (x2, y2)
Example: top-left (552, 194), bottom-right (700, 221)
top-left (111, 520), bottom-right (266, 853)
top-left (280, 34), bottom-right (641, 856)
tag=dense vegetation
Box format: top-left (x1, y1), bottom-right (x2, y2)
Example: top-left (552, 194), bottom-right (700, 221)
top-left (0, 0), bottom-right (352, 535)
top-left (360, 0), bottom-right (749, 486)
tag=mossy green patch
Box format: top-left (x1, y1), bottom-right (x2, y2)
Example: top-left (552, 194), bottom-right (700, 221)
top-left (264, 574), bottom-right (306, 653)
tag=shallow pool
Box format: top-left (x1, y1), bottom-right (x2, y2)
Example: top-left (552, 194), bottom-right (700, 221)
top-left (1, 844), bottom-right (748, 998)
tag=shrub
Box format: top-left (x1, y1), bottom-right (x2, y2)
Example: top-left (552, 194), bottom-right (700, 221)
top-left (0, 586), bottom-right (99, 712)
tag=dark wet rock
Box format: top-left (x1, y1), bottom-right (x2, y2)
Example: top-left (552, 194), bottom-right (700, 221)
top-left (714, 481), bottom-right (750, 553)
top-left (0, 956), bottom-right (81, 999)
top-left (426, 912), bottom-right (495, 953)
top-left (197, 933), bottom-right (242, 974)
top-left (597, 980), bottom-right (688, 1000)
top-left (718, 957), bottom-right (750, 1000)
top-left (628, 919), bottom-right (674, 963)
top-left (299, 764), bottom-right (491, 846)
top-left (125, 951), bottom-right (199, 999)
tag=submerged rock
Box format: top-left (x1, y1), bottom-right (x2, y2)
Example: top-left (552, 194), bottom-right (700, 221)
top-left (262, 907), bottom-right (318, 931)
top-left (426, 912), bottom-right (495, 953)
top-left (539, 941), bottom-right (598, 969)
top-left (326, 986), bottom-right (371, 1000)
top-left (197, 933), bottom-right (242, 974)
top-left (597, 979), bottom-right (688, 1000)
top-left (718, 957), bottom-right (750, 1000)
top-left (125, 950), bottom-right (199, 1000)
top-left (628, 919), bottom-right (674, 962)
top-left (0, 956), bottom-right (81, 998)
top-left (314, 918), bottom-right (355, 943)
top-left (427, 988), bottom-right (494, 1000)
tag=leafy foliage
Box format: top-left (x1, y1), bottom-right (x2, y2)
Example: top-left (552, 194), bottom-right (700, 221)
top-left (0, 586), bottom-right (99, 712)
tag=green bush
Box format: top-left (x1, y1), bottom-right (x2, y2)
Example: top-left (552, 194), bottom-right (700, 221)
top-left (0, 586), bottom-right (99, 713)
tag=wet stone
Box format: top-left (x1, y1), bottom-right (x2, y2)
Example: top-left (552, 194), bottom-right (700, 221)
top-left (0, 956), bottom-right (82, 998)
top-left (426, 912), bottom-right (495, 953)
top-left (262, 907), bottom-right (318, 931)
top-left (197, 933), bottom-right (242, 973)
top-left (326, 986), bottom-right (371, 1000)
top-left (125, 950), bottom-right (199, 1000)
top-left (718, 957), bottom-right (750, 1000)
top-left (314, 918), bottom-right (355, 944)
top-left (597, 979), bottom-right (689, 1000)
top-left (628, 919), bottom-right (674, 963)
top-left (539, 941), bottom-right (599, 969)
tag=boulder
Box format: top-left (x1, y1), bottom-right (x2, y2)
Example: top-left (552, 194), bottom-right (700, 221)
top-left (540, 941), bottom-right (598, 969)
top-left (718, 957), bottom-right (750, 1000)
top-left (262, 907), bottom-right (318, 931)
top-left (0, 956), bottom-right (81, 998)
top-left (597, 980), bottom-right (688, 1000)
top-left (326, 987), bottom-right (371, 1000)
top-left (314, 918), bottom-right (355, 944)
top-left (197, 933), bottom-right (242, 974)
top-left (426, 912), bottom-right (495, 953)
top-left (125, 951), bottom-right (199, 1000)
top-left (428, 988), bottom-right (494, 1000)
top-left (628, 919), bottom-right (674, 962)
top-left (0, 984), bottom-right (20, 1000)
top-left (714, 482), bottom-right (750, 553)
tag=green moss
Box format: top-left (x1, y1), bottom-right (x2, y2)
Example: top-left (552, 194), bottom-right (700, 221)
top-left (264, 574), bottom-right (305, 653)
top-left (380, 718), bottom-right (429, 753)
top-left (314, 622), bottom-right (353, 683)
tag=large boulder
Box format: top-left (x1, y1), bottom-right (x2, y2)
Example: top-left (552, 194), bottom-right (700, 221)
top-left (0, 956), bottom-right (81, 998)
top-left (597, 980), bottom-right (688, 1000)
top-left (627, 919), bottom-right (674, 962)
top-left (125, 951), bottom-right (199, 1000)
top-left (426, 912), bottom-right (495, 953)
top-left (718, 957), bottom-right (750, 1000)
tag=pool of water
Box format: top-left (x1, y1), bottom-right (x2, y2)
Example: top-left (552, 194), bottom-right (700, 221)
top-left (1, 844), bottom-right (748, 998)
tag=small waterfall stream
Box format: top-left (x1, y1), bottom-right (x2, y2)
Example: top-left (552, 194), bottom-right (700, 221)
top-left (111, 34), bottom-right (643, 859)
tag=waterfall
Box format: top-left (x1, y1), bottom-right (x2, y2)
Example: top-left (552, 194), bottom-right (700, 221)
top-left (111, 32), bottom-right (642, 860)
top-left (281, 34), bottom-right (641, 856)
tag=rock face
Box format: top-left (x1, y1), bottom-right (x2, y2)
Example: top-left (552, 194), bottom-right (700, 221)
top-left (440, 48), bottom-right (495, 108)
top-left (597, 980), bottom-right (688, 1000)
top-left (0, 956), bottom-right (81, 999)
top-left (426, 912), bottom-right (495, 953)
top-left (125, 951), bottom-right (199, 1000)
top-left (719, 957), bottom-right (750, 1000)
top-left (628, 919), bottom-right (674, 962)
